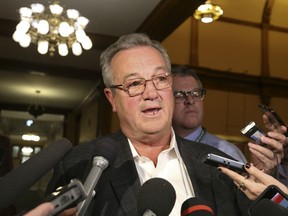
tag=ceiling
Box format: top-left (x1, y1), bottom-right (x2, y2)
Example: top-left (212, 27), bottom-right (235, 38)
top-left (0, 0), bottom-right (288, 143)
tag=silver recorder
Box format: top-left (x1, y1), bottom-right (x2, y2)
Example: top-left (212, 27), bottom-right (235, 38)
top-left (46, 179), bottom-right (87, 216)
top-left (241, 121), bottom-right (266, 145)
top-left (203, 153), bottom-right (247, 173)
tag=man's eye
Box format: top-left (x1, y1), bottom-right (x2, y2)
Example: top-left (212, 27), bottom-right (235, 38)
top-left (126, 80), bottom-right (143, 88)
top-left (174, 92), bottom-right (185, 98)
top-left (192, 91), bottom-right (201, 97)
top-left (156, 75), bottom-right (168, 82)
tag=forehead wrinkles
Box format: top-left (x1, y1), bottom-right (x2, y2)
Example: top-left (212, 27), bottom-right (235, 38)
top-left (111, 54), bottom-right (168, 82)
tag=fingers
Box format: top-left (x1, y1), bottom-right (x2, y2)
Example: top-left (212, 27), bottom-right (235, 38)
top-left (262, 114), bottom-right (274, 130)
top-left (261, 135), bottom-right (284, 163)
top-left (246, 164), bottom-right (288, 194)
top-left (57, 207), bottom-right (78, 216)
top-left (262, 114), bottom-right (287, 134)
top-left (265, 131), bottom-right (286, 147)
top-left (218, 166), bottom-right (265, 200)
top-left (24, 203), bottom-right (54, 216)
top-left (249, 142), bottom-right (279, 174)
top-left (245, 164), bottom-right (274, 185)
top-left (236, 175), bottom-right (248, 191)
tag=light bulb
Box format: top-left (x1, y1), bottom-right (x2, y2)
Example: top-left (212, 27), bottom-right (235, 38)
top-left (81, 36), bottom-right (92, 50)
top-left (58, 43), bottom-right (68, 56)
top-left (37, 40), bottom-right (49, 54)
top-left (38, 20), bottom-right (49, 34)
top-left (59, 22), bottom-right (70, 37)
top-left (19, 34), bottom-right (31, 48)
top-left (201, 14), bottom-right (213, 23)
top-left (75, 29), bottom-right (86, 42)
top-left (67, 9), bottom-right (79, 19)
top-left (72, 42), bottom-right (82, 56)
top-left (12, 30), bottom-right (24, 42)
top-left (19, 7), bottom-right (32, 18)
top-left (16, 20), bottom-right (30, 33)
top-left (31, 3), bottom-right (45, 13)
top-left (77, 16), bottom-right (89, 28)
top-left (49, 4), bottom-right (63, 15)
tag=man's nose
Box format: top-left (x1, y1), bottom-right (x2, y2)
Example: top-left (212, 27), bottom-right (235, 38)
top-left (184, 94), bottom-right (195, 105)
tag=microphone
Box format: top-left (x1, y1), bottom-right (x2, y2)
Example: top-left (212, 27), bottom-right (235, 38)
top-left (137, 177), bottom-right (176, 216)
top-left (181, 197), bottom-right (214, 216)
top-left (250, 199), bottom-right (288, 216)
top-left (0, 138), bottom-right (73, 209)
top-left (77, 137), bottom-right (118, 216)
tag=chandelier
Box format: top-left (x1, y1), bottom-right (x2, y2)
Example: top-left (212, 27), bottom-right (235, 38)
top-left (12, 0), bottom-right (92, 57)
top-left (193, 1), bottom-right (223, 24)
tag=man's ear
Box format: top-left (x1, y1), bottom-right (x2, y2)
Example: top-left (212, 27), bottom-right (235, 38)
top-left (104, 88), bottom-right (117, 112)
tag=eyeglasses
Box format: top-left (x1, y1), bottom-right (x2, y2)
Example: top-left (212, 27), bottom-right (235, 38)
top-left (174, 88), bottom-right (206, 102)
top-left (109, 73), bottom-right (173, 97)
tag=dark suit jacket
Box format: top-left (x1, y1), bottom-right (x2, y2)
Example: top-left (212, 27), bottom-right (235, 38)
top-left (46, 130), bottom-right (252, 216)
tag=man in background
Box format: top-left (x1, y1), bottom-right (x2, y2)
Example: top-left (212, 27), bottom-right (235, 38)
top-left (172, 65), bottom-right (247, 162)
top-left (172, 65), bottom-right (285, 178)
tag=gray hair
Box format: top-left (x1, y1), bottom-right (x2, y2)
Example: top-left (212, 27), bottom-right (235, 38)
top-left (171, 65), bottom-right (203, 88)
top-left (100, 33), bottom-right (171, 87)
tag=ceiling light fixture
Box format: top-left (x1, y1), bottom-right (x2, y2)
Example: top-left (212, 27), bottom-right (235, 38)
top-left (12, 0), bottom-right (93, 57)
top-left (22, 134), bottom-right (40, 142)
top-left (28, 90), bottom-right (45, 118)
top-left (193, 1), bottom-right (223, 24)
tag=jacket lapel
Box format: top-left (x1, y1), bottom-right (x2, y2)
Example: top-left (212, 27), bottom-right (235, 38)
top-left (110, 132), bottom-right (141, 215)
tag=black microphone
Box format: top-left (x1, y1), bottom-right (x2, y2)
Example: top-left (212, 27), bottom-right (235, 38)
top-left (77, 137), bottom-right (118, 216)
top-left (181, 197), bottom-right (214, 216)
top-left (137, 177), bottom-right (176, 216)
top-left (0, 138), bottom-right (73, 209)
top-left (250, 198), bottom-right (288, 216)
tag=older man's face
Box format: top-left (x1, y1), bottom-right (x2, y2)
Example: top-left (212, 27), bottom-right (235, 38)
top-left (104, 46), bottom-right (174, 140)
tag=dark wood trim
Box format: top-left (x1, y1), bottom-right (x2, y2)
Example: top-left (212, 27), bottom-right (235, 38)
top-left (190, 17), bottom-right (199, 66)
top-left (261, 0), bottom-right (274, 77)
top-left (218, 17), bottom-right (261, 28)
top-left (137, 0), bottom-right (206, 41)
top-left (0, 57), bottom-right (101, 81)
top-left (178, 65), bottom-right (288, 99)
top-left (218, 14), bottom-right (288, 34)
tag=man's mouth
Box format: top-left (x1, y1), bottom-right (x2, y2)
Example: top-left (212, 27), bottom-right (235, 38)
top-left (143, 108), bottom-right (161, 115)
top-left (185, 109), bottom-right (197, 114)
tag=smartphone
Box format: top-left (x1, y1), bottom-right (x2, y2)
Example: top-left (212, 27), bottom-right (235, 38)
top-left (248, 185), bottom-right (288, 215)
top-left (241, 121), bottom-right (266, 145)
top-left (46, 178), bottom-right (87, 216)
top-left (202, 153), bottom-right (247, 173)
top-left (258, 104), bottom-right (288, 136)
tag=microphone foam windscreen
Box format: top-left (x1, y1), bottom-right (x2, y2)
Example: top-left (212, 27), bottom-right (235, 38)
top-left (250, 198), bottom-right (288, 216)
top-left (0, 138), bottom-right (73, 209)
top-left (137, 177), bottom-right (176, 216)
top-left (181, 197), bottom-right (214, 216)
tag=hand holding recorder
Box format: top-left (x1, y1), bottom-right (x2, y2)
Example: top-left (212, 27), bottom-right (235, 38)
top-left (258, 104), bottom-right (288, 137)
top-left (203, 153), bottom-right (248, 174)
top-left (240, 105), bottom-right (286, 175)
top-left (218, 163), bottom-right (288, 201)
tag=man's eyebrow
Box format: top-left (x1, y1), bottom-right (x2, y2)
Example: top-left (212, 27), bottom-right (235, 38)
top-left (120, 66), bottom-right (168, 80)
top-left (122, 73), bottom-right (141, 80)
top-left (155, 66), bottom-right (169, 72)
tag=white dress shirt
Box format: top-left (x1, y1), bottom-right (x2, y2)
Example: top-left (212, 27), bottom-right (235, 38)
top-left (128, 129), bottom-right (195, 216)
